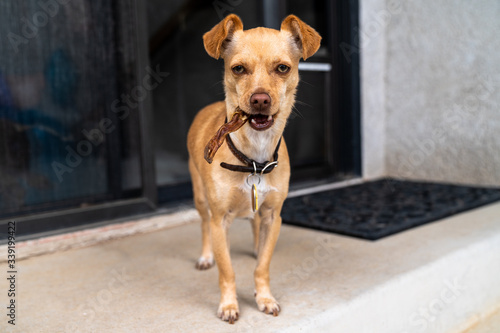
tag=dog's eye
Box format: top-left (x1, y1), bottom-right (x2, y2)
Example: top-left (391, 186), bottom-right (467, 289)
top-left (276, 64), bottom-right (290, 73)
top-left (232, 65), bottom-right (245, 74)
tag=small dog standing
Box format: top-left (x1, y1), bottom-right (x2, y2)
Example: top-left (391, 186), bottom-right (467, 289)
top-left (187, 14), bottom-right (321, 324)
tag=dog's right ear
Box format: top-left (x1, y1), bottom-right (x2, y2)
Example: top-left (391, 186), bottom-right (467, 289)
top-left (203, 14), bottom-right (243, 59)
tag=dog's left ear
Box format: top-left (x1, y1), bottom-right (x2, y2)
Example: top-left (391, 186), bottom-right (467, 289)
top-left (281, 15), bottom-right (322, 60)
top-left (203, 14), bottom-right (244, 59)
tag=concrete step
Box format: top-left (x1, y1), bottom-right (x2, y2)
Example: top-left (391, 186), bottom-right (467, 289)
top-left (1, 202), bottom-right (500, 332)
top-left (463, 309), bottom-right (500, 333)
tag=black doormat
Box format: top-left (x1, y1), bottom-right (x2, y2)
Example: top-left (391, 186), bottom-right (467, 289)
top-left (281, 178), bottom-right (500, 241)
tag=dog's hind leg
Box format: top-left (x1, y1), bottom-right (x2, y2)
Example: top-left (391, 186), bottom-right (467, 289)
top-left (189, 159), bottom-right (214, 270)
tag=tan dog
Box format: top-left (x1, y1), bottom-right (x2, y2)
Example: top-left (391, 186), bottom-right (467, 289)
top-left (187, 14), bottom-right (321, 324)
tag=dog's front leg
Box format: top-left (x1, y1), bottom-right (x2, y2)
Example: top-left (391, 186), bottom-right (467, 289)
top-left (251, 213), bottom-right (261, 258)
top-left (211, 213), bottom-right (239, 324)
top-left (254, 205), bottom-right (282, 316)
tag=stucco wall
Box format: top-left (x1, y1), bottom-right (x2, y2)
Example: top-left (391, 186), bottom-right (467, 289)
top-left (360, 0), bottom-right (390, 179)
top-left (361, 0), bottom-right (500, 186)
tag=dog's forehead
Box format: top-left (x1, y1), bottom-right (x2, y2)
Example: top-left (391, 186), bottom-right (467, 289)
top-left (229, 27), bottom-right (298, 62)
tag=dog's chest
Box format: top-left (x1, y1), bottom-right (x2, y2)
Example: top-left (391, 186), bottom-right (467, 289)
top-left (236, 176), bottom-right (278, 216)
top-left (212, 170), bottom-right (278, 213)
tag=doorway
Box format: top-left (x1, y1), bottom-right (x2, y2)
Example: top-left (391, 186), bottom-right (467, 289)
top-left (148, 0), bottom-right (361, 203)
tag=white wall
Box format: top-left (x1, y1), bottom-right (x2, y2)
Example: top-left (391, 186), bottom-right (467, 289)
top-left (361, 0), bottom-right (500, 186)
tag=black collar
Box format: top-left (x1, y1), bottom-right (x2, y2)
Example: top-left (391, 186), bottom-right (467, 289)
top-left (220, 133), bottom-right (281, 174)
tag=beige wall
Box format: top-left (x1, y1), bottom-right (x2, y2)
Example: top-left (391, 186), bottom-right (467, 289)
top-left (361, 0), bottom-right (500, 186)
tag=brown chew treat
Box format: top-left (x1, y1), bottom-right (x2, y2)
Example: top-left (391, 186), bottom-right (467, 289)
top-left (204, 108), bottom-right (248, 164)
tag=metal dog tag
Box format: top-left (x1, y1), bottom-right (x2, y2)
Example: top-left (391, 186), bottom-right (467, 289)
top-left (251, 184), bottom-right (258, 212)
top-left (247, 171), bottom-right (261, 213)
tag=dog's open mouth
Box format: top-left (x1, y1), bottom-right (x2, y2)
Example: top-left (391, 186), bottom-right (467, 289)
top-left (248, 113), bottom-right (274, 131)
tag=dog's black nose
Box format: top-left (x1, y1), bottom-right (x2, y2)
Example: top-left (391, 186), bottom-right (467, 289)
top-left (250, 93), bottom-right (271, 111)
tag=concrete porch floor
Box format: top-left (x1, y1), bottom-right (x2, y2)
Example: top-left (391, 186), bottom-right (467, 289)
top-left (1, 202), bottom-right (500, 333)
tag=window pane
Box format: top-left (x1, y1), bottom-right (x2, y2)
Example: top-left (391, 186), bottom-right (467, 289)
top-left (0, 1), bottom-right (142, 217)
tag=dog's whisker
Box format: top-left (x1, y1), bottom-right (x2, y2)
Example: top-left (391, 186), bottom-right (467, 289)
top-left (291, 105), bottom-right (304, 119)
top-left (295, 100), bottom-right (313, 109)
top-left (299, 80), bottom-right (315, 88)
top-left (210, 80), bottom-right (224, 88)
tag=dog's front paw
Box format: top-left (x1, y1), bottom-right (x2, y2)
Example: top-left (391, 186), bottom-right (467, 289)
top-left (255, 294), bottom-right (280, 316)
top-left (195, 256), bottom-right (214, 270)
top-left (217, 302), bottom-right (239, 324)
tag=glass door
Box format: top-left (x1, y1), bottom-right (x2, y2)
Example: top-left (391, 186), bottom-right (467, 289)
top-left (0, 0), bottom-right (154, 238)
